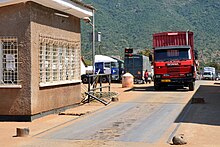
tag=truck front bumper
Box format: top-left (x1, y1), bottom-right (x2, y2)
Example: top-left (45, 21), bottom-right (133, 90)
top-left (154, 77), bottom-right (195, 86)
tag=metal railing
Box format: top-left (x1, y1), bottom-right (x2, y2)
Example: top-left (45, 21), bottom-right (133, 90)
top-left (83, 73), bottom-right (111, 105)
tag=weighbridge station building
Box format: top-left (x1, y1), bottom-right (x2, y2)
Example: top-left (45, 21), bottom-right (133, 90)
top-left (0, 0), bottom-right (93, 121)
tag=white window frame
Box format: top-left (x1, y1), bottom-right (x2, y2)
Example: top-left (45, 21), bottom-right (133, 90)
top-left (39, 35), bottom-right (81, 87)
top-left (0, 37), bottom-right (21, 88)
top-left (0, 40), bottom-right (2, 83)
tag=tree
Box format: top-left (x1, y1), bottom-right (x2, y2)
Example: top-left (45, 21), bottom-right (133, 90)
top-left (137, 48), bottom-right (152, 57)
top-left (206, 62), bottom-right (220, 71)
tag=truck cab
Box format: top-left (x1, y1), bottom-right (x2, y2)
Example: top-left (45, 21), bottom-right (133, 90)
top-left (94, 55), bottom-right (124, 82)
top-left (153, 31), bottom-right (196, 91)
top-left (202, 67), bottom-right (216, 80)
top-left (203, 71), bottom-right (213, 80)
top-left (95, 61), bottom-right (120, 82)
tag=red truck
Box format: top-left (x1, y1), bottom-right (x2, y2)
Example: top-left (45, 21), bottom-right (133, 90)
top-left (153, 31), bottom-right (197, 91)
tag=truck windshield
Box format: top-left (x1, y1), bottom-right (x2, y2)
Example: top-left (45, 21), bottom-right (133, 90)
top-left (104, 62), bottom-right (111, 68)
top-left (154, 48), bottom-right (191, 61)
top-left (203, 72), bottom-right (211, 75)
top-left (111, 62), bottom-right (119, 68)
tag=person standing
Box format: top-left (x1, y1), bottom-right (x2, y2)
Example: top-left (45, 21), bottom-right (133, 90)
top-left (144, 69), bottom-right (149, 84)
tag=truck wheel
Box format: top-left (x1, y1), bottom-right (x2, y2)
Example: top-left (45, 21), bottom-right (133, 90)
top-left (155, 86), bottom-right (160, 91)
top-left (189, 82), bottom-right (195, 91)
top-left (139, 80), bottom-right (145, 84)
top-left (82, 77), bottom-right (88, 84)
top-left (154, 82), bottom-right (160, 91)
top-left (134, 79), bottom-right (138, 84)
top-left (102, 77), bottom-right (108, 83)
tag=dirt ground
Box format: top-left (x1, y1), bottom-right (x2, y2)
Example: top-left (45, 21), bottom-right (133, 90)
top-left (0, 81), bottom-right (220, 147)
top-left (171, 83), bottom-right (220, 147)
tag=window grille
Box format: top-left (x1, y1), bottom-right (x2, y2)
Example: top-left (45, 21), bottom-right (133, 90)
top-left (0, 37), bottom-right (19, 85)
top-left (39, 35), bottom-right (81, 85)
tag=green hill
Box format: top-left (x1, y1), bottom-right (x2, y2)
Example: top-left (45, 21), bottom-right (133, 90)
top-left (81, 0), bottom-right (220, 66)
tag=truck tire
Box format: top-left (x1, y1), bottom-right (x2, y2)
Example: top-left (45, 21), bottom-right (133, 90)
top-left (134, 79), bottom-right (138, 84)
top-left (189, 82), bottom-right (195, 91)
top-left (155, 86), bottom-right (160, 91)
top-left (102, 76), bottom-right (108, 83)
top-left (154, 82), bottom-right (160, 91)
top-left (82, 76), bottom-right (88, 84)
top-left (139, 80), bottom-right (145, 84)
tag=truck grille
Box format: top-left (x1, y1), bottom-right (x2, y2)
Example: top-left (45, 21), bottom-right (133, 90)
top-left (168, 67), bottom-right (180, 76)
top-left (168, 67), bottom-right (180, 72)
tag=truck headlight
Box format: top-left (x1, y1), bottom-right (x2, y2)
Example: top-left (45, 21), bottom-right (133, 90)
top-left (155, 74), bottom-right (162, 78)
top-left (163, 74), bottom-right (170, 77)
top-left (186, 73), bottom-right (193, 77)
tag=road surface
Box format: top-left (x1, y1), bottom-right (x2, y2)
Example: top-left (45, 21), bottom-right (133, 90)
top-left (19, 81), bottom-right (217, 147)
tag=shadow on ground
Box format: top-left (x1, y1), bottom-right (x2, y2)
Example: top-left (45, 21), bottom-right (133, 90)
top-left (175, 85), bottom-right (220, 126)
top-left (124, 86), bottom-right (189, 92)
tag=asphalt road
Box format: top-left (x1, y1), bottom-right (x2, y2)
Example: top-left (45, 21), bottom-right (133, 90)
top-left (40, 82), bottom-right (199, 144)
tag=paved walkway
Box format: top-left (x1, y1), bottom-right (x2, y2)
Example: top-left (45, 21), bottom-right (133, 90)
top-left (0, 83), bottom-right (133, 147)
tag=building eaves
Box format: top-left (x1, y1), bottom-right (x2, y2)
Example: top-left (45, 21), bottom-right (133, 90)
top-left (70, 0), bottom-right (94, 10)
top-left (0, 0), bottom-right (94, 18)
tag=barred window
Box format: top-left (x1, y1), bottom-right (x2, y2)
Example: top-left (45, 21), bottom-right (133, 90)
top-left (39, 35), bottom-right (81, 86)
top-left (0, 37), bottom-right (19, 86)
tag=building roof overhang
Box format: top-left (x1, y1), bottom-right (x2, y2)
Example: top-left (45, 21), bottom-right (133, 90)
top-left (0, 0), bottom-right (94, 18)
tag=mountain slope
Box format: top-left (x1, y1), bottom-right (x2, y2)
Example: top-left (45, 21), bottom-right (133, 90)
top-left (81, 0), bottom-right (220, 65)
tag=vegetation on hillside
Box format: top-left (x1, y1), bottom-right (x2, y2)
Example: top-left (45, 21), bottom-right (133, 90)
top-left (81, 0), bottom-right (220, 68)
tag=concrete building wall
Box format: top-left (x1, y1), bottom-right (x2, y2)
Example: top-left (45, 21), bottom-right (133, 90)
top-left (0, 2), bottom-right (82, 120)
top-left (0, 3), bottom-right (32, 116)
top-left (29, 2), bottom-right (82, 115)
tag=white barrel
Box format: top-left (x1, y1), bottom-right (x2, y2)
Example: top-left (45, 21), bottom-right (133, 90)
top-left (122, 73), bottom-right (134, 88)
